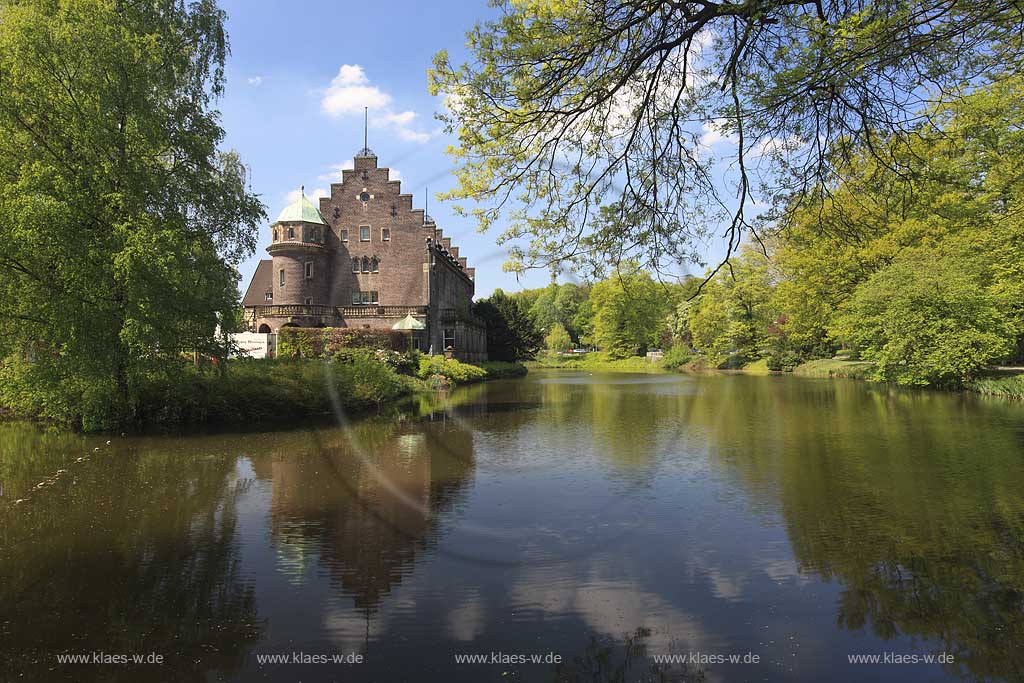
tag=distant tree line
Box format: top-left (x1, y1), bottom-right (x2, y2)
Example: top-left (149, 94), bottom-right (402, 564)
top-left (475, 76), bottom-right (1024, 387)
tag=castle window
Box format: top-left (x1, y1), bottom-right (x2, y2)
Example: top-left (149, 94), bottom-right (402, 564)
top-left (381, 227), bottom-right (390, 241)
top-left (304, 261), bottom-right (313, 279)
top-left (287, 227), bottom-right (294, 239)
top-left (361, 256), bottom-right (370, 273)
top-left (304, 297), bottom-right (313, 305)
top-left (341, 229), bottom-right (348, 242)
top-left (311, 227), bottom-right (319, 242)
top-left (352, 291), bottom-right (379, 305)
top-left (360, 225), bottom-right (370, 242)
top-left (264, 292), bottom-right (273, 302)
top-left (279, 269), bottom-right (285, 286)
top-left (443, 328), bottom-right (455, 349)
top-left (273, 229), bottom-right (278, 241)
top-left (352, 257), bottom-right (359, 273)
top-left (370, 256), bottom-right (379, 273)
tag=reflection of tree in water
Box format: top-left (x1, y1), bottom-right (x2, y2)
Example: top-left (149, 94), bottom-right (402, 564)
top-left (553, 628), bottom-right (705, 683)
top-left (686, 377), bottom-right (1024, 681)
top-left (261, 417), bottom-right (475, 612)
top-left (0, 442), bottom-right (261, 682)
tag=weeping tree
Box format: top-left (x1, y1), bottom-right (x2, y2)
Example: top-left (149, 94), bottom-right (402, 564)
top-left (429, 0), bottom-right (1024, 278)
top-left (0, 0), bottom-right (265, 429)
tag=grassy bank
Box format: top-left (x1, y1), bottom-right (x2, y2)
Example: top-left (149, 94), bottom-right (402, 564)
top-left (528, 352), bottom-right (664, 373)
top-left (792, 358), bottom-right (876, 380)
top-left (3, 352), bottom-right (528, 432)
top-left (967, 369), bottom-right (1024, 399)
top-left (136, 356), bottom-right (424, 429)
top-left (793, 359), bottom-right (1024, 399)
top-left (140, 355), bottom-right (528, 429)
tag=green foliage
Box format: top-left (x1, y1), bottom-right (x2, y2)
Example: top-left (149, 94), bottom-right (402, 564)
top-left (661, 345), bottom-right (692, 372)
top-left (544, 323), bottom-right (573, 353)
top-left (588, 265), bottom-right (671, 359)
top-left (687, 248), bottom-right (775, 368)
top-left (792, 359), bottom-right (876, 381)
top-left (830, 255), bottom-right (1014, 387)
top-left (530, 283), bottom-right (587, 342)
top-left (474, 289), bottom-right (542, 360)
top-left (417, 356), bottom-right (488, 384)
top-left (429, 0), bottom-right (1021, 275)
top-left (0, 0), bottom-right (264, 428)
top-left (476, 361), bottom-right (529, 379)
top-left (276, 327), bottom-right (399, 359)
top-left (133, 356), bottom-right (410, 429)
top-left (969, 371), bottom-right (1024, 399)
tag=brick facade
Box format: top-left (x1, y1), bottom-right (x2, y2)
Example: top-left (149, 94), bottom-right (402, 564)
top-left (242, 152), bottom-right (486, 361)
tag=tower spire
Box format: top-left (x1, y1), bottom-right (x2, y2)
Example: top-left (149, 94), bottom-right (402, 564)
top-left (356, 107), bottom-right (375, 158)
top-left (423, 187), bottom-right (434, 225)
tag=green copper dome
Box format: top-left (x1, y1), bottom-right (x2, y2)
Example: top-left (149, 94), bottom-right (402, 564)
top-left (274, 191), bottom-right (327, 225)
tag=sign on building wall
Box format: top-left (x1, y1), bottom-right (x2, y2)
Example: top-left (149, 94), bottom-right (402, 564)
top-left (229, 332), bottom-right (277, 359)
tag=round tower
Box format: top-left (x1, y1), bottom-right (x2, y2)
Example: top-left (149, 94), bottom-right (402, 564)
top-left (267, 189), bottom-right (330, 318)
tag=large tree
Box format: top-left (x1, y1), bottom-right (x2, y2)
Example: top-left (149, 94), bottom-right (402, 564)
top-left (0, 0), bottom-right (264, 429)
top-left (430, 0), bottom-right (1024, 276)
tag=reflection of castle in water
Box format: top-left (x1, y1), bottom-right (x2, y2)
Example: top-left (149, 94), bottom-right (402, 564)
top-left (251, 418), bottom-right (475, 612)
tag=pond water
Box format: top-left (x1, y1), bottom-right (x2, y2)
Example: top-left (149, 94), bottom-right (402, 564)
top-left (2, 371), bottom-right (1023, 682)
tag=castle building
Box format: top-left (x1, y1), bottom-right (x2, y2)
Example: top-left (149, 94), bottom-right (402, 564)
top-left (241, 147), bottom-right (486, 361)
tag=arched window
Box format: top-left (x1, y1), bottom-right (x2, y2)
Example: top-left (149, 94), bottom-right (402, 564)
top-left (370, 256), bottom-right (379, 273)
top-left (361, 256), bottom-right (370, 273)
top-left (352, 257), bottom-right (359, 273)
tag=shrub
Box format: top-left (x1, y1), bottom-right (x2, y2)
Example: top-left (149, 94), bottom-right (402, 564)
top-left (661, 345), bottom-right (692, 371)
top-left (131, 355), bottom-right (410, 430)
top-left (277, 327), bottom-right (401, 359)
top-left (830, 254), bottom-right (1015, 387)
top-left (417, 356), bottom-right (488, 384)
top-left (477, 360), bottom-right (528, 378)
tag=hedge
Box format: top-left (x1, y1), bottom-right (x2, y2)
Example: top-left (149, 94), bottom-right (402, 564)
top-left (276, 327), bottom-right (406, 359)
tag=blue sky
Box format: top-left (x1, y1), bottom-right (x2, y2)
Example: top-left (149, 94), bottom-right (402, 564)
top-left (216, 0), bottom-right (735, 298)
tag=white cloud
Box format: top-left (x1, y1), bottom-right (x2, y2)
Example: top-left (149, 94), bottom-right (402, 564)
top-left (699, 120), bottom-right (738, 150)
top-left (320, 64), bottom-right (433, 144)
top-left (285, 186), bottom-right (328, 204)
top-left (317, 160), bottom-right (354, 183)
top-left (247, 76), bottom-right (263, 86)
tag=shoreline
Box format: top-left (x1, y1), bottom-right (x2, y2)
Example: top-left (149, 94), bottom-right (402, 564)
top-left (529, 354), bottom-right (1024, 400)
top-left (1, 357), bottom-right (528, 435)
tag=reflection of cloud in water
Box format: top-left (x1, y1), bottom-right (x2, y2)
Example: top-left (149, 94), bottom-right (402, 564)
top-left (509, 563), bottom-right (715, 654)
top-left (447, 588), bottom-right (486, 642)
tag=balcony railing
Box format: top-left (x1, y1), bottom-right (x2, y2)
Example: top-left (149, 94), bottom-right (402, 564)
top-left (340, 305), bottom-right (428, 318)
top-left (250, 304), bottom-right (337, 318)
top-left (249, 304), bottom-right (428, 320)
